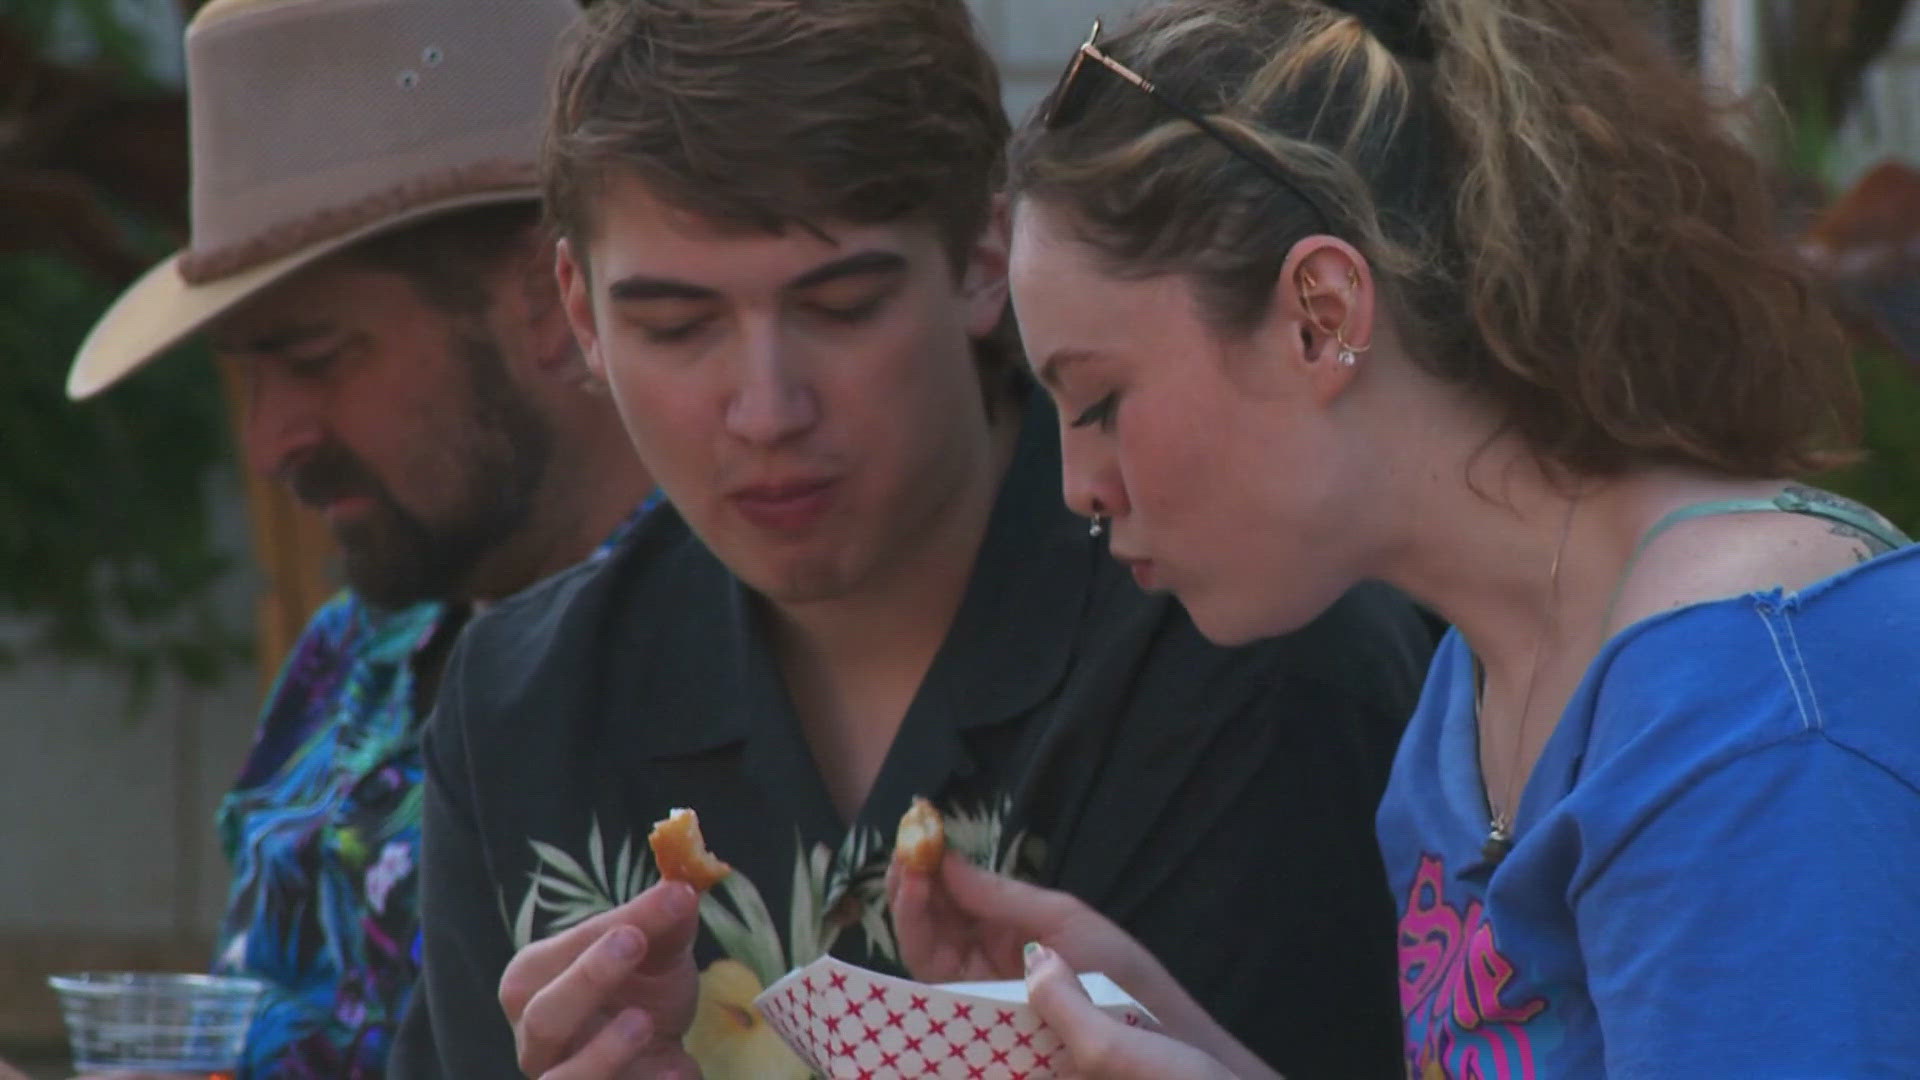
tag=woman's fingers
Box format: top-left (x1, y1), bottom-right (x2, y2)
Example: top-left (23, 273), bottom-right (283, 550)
top-left (1024, 943), bottom-right (1236, 1080)
top-left (939, 850), bottom-right (1081, 930)
top-left (891, 849), bottom-right (996, 981)
top-left (888, 856), bottom-right (938, 968)
top-left (894, 851), bottom-right (1108, 984)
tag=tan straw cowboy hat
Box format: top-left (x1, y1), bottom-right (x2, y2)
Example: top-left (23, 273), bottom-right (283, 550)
top-left (67, 0), bottom-right (580, 400)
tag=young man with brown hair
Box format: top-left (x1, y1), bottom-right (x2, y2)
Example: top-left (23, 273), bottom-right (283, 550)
top-left (392, 2), bottom-right (1431, 1078)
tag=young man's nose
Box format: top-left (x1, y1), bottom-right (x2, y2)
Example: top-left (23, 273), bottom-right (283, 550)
top-left (724, 331), bottom-right (819, 447)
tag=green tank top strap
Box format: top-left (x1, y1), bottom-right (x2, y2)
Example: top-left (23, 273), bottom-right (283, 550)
top-left (1603, 488), bottom-right (1911, 627)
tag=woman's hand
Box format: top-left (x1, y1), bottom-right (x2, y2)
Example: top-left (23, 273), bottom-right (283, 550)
top-left (887, 853), bottom-right (1284, 1080)
top-left (886, 850), bottom-right (1153, 987)
top-left (1023, 942), bottom-right (1238, 1080)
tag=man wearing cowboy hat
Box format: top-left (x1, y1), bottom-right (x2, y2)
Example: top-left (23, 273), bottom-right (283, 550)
top-left (45, 0), bottom-right (654, 1075)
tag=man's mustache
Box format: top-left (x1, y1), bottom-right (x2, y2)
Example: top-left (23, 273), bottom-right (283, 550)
top-left (282, 444), bottom-right (383, 513)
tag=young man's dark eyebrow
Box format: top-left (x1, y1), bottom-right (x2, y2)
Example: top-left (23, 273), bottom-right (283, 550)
top-left (1037, 348), bottom-right (1099, 390)
top-left (606, 276), bottom-right (719, 303)
top-left (785, 250), bottom-right (907, 293)
top-left (604, 250), bottom-right (906, 305)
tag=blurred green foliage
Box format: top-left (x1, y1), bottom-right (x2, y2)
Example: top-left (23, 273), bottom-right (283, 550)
top-left (8, 0), bottom-right (157, 85)
top-left (1821, 349), bottom-right (1920, 537)
top-left (2, 0), bottom-right (249, 707)
top-left (0, 252), bottom-right (249, 705)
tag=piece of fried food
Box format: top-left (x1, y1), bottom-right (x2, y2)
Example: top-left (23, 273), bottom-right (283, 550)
top-left (892, 796), bottom-right (945, 874)
top-left (648, 807), bottom-right (732, 891)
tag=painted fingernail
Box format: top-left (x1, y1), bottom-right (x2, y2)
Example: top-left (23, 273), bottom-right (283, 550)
top-left (1023, 941), bottom-right (1046, 974)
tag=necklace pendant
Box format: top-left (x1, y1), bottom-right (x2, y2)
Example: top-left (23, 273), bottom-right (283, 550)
top-left (1483, 821), bottom-right (1513, 864)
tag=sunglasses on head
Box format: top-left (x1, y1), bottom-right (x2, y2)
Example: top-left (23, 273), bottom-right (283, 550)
top-left (1043, 19), bottom-right (1335, 232)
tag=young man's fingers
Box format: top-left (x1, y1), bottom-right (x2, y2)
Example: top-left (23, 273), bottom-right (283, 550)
top-left (533, 1006), bottom-right (652, 1080)
top-left (533, 1007), bottom-right (699, 1080)
top-left (513, 925), bottom-right (650, 1076)
top-left (619, 880), bottom-right (700, 975)
top-left (500, 879), bottom-right (699, 1023)
top-left (500, 908), bottom-right (630, 1020)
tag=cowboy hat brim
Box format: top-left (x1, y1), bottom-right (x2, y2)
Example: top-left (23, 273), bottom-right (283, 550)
top-left (67, 185), bottom-right (539, 401)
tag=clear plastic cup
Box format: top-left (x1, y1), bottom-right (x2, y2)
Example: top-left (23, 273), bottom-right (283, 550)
top-left (46, 972), bottom-right (265, 1077)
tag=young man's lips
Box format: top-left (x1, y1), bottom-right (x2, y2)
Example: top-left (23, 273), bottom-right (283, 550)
top-left (730, 477), bottom-right (838, 531)
top-left (317, 493), bottom-right (378, 521)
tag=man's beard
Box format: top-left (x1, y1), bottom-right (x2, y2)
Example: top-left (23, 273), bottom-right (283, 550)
top-left (286, 333), bottom-right (554, 607)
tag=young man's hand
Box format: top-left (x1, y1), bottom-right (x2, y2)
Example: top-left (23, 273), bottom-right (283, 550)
top-left (496, 879), bottom-right (703, 1079)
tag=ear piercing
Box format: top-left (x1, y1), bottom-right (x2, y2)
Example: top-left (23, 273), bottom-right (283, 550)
top-left (1300, 267), bottom-right (1368, 368)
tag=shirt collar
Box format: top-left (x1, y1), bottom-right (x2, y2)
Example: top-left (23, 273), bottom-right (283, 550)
top-left (931, 392), bottom-right (1091, 729)
top-left (346, 491), bottom-right (661, 667)
top-left (627, 392), bottom-right (1093, 761)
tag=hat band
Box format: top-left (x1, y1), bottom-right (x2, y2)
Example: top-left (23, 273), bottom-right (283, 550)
top-left (176, 159), bottom-right (539, 284)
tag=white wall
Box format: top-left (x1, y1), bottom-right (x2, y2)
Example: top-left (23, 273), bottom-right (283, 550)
top-left (1830, 2), bottom-right (1920, 185)
top-left (970, 0), bottom-right (1139, 123)
top-left (0, 474), bottom-right (262, 1039)
top-left (0, 656), bottom-right (257, 937)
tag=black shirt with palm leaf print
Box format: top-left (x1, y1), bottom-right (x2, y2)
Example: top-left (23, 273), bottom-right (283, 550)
top-left (391, 396), bottom-right (1435, 1080)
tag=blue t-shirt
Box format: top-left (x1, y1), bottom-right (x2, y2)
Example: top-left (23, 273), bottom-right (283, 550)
top-left (1379, 544), bottom-right (1920, 1079)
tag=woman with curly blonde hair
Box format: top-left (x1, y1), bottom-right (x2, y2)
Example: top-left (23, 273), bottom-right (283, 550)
top-left (889, 0), bottom-right (1920, 1075)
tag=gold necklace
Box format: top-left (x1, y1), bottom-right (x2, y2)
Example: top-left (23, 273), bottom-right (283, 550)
top-left (1478, 495), bottom-right (1579, 864)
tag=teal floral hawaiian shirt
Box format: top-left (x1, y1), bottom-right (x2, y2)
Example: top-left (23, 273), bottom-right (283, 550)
top-left (213, 500), bottom-right (652, 1078)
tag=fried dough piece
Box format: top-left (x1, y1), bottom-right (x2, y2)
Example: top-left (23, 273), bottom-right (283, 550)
top-left (892, 796), bottom-right (946, 874)
top-left (648, 807), bottom-right (733, 891)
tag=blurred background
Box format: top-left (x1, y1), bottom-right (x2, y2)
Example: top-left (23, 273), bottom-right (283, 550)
top-left (2, 0), bottom-right (1916, 1069)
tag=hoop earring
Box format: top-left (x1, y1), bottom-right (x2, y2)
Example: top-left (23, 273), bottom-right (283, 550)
top-left (1299, 268), bottom-right (1368, 367)
top-left (1335, 325), bottom-right (1364, 367)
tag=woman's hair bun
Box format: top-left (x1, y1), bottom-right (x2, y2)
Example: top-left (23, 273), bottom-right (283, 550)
top-left (1322, 0), bottom-right (1436, 60)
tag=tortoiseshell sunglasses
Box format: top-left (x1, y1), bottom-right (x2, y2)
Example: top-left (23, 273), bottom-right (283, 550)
top-left (1043, 19), bottom-right (1334, 231)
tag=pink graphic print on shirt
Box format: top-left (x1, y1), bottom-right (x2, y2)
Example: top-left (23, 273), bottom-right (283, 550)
top-left (1398, 854), bottom-right (1547, 1080)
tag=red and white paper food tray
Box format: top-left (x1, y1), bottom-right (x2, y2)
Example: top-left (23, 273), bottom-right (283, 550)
top-left (753, 954), bottom-right (1158, 1080)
